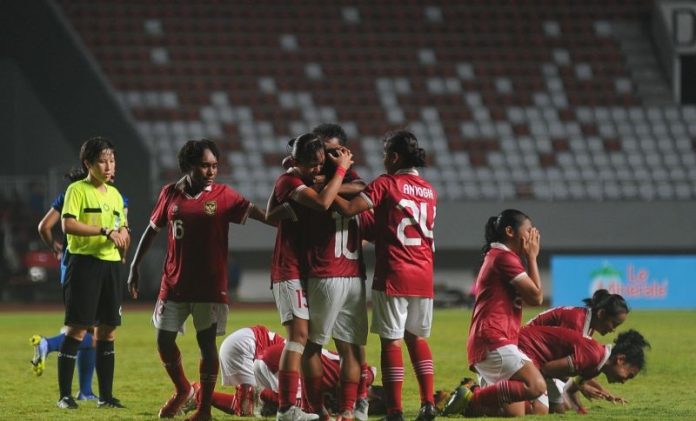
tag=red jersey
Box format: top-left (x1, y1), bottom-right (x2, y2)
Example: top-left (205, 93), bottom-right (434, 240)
top-left (360, 169), bottom-right (436, 297)
top-left (527, 306), bottom-right (594, 337)
top-left (467, 243), bottom-right (528, 367)
top-left (250, 325), bottom-right (285, 359)
top-left (150, 178), bottom-right (251, 303)
top-left (304, 209), bottom-right (363, 278)
top-left (358, 210), bottom-right (376, 243)
top-left (304, 167), bottom-right (365, 278)
top-left (270, 169), bottom-right (310, 282)
top-left (518, 326), bottom-right (611, 379)
top-left (260, 343), bottom-right (341, 392)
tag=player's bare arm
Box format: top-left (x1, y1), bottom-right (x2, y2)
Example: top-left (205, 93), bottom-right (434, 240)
top-left (38, 207), bottom-right (63, 259)
top-left (331, 195), bottom-right (370, 218)
top-left (294, 148), bottom-right (353, 211)
top-left (248, 204), bottom-right (281, 227)
top-left (338, 180), bottom-right (367, 198)
top-left (514, 227), bottom-right (543, 305)
top-left (127, 225), bottom-right (159, 299)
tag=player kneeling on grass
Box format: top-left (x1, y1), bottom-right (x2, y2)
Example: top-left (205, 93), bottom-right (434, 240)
top-left (188, 341), bottom-right (379, 419)
top-left (441, 327), bottom-right (650, 416)
top-left (520, 327), bottom-right (650, 415)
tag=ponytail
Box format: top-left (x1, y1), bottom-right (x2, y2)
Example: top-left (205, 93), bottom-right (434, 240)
top-left (383, 130), bottom-right (426, 168)
top-left (583, 289), bottom-right (630, 317)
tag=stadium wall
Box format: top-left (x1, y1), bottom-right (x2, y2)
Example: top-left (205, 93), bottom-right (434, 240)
top-left (0, 0), bottom-right (151, 229)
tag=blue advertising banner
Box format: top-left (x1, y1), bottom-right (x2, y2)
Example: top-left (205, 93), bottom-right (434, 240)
top-left (551, 256), bottom-right (696, 309)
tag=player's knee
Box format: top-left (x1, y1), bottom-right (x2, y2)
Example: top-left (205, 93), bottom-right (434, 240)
top-left (526, 377), bottom-right (547, 399)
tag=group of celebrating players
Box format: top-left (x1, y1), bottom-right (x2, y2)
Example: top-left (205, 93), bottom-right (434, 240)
top-left (32, 123), bottom-right (648, 421)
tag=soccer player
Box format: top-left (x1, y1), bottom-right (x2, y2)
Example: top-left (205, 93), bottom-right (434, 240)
top-left (311, 123), bottom-right (366, 197)
top-left (58, 137), bottom-right (130, 409)
top-left (445, 209), bottom-right (545, 417)
top-left (517, 326), bottom-right (650, 415)
top-left (216, 325), bottom-right (286, 415)
top-left (33, 172), bottom-right (129, 400)
top-left (295, 129), bottom-right (369, 421)
top-left (526, 288), bottom-right (630, 412)
top-left (332, 130), bottom-right (438, 421)
top-left (127, 139), bottom-right (275, 421)
top-left (203, 342), bottom-right (377, 417)
top-left (268, 132), bottom-right (353, 421)
top-left (527, 289), bottom-right (630, 337)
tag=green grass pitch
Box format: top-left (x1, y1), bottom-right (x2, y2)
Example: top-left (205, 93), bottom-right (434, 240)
top-left (1, 306), bottom-right (695, 420)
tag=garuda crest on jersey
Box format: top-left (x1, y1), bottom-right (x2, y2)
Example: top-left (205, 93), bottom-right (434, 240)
top-left (204, 200), bottom-right (217, 215)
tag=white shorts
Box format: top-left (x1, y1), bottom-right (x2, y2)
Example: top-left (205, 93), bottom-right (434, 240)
top-left (152, 299), bottom-right (228, 336)
top-left (370, 290), bottom-right (433, 339)
top-left (219, 328), bottom-right (257, 386)
top-left (473, 344), bottom-right (532, 386)
top-left (272, 279), bottom-right (309, 324)
top-left (254, 358), bottom-right (278, 392)
top-left (307, 276), bottom-right (367, 345)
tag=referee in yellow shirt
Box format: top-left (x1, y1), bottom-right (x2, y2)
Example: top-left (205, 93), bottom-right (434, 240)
top-left (57, 137), bottom-right (130, 410)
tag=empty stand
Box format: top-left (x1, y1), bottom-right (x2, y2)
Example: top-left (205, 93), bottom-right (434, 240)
top-left (57, 0), bottom-right (695, 201)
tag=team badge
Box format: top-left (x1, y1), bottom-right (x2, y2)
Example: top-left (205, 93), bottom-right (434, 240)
top-left (204, 200), bottom-right (217, 215)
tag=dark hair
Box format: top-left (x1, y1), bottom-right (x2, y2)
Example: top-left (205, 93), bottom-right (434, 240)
top-left (178, 139), bottom-right (220, 173)
top-left (583, 289), bottom-right (630, 317)
top-left (611, 329), bottom-right (650, 370)
top-left (383, 130), bottom-right (426, 167)
top-left (76, 136), bottom-right (115, 178)
top-left (64, 167), bottom-right (88, 182)
top-left (312, 123), bottom-right (347, 146)
top-left (288, 132), bottom-right (324, 165)
top-left (482, 209), bottom-right (530, 255)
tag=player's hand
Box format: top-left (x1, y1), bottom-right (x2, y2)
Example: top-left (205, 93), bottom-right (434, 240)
top-left (127, 267), bottom-right (139, 299)
top-left (605, 393), bottom-right (628, 405)
top-left (578, 383), bottom-right (603, 400)
top-left (328, 147), bottom-right (354, 170)
top-left (51, 240), bottom-right (63, 260)
top-left (522, 227), bottom-right (540, 259)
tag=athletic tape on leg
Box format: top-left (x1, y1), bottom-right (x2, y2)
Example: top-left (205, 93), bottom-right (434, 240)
top-left (285, 341), bottom-right (305, 354)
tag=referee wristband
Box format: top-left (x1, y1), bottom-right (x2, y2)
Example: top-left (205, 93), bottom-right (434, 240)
top-left (100, 227), bottom-right (108, 237)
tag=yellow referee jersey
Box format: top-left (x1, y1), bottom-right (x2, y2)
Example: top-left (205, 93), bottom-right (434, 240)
top-left (62, 179), bottom-right (126, 261)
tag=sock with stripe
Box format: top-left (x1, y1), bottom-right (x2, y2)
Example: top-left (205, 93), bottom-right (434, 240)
top-left (57, 335), bottom-right (80, 398)
top-left (406, 337), bottom-right (434, 405)
top-left (381, 342), bottom-right (404, 415)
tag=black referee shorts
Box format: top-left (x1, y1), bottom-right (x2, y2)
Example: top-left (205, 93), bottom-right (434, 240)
top-left (63, 254), bottom-right (123, 327)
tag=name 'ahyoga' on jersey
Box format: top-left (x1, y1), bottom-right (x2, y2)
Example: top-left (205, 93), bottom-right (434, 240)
top-left (402, 183), bottom-right (435, 200)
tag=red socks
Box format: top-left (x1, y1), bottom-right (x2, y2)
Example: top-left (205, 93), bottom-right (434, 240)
top-left (406, 338), bottom-right (434, 405)
top-left (471, 379), bottom-right (527, 407)
top-left (278, 370), bottom-right (300, 410)
top-left (381, 342), bottom-right (404, 415)
top-left (357, 364), bottom-right (370, 400)
top-left (198, 356), bottom-right (219, 413)
top-left (340, 380), bottom-right (359, 414)
top-left (158, 346), bottom-right (190, 395)
top-left (210, 390), bottom-right (237, 415)
top-left (303, 376), bottom-right (324, 413)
